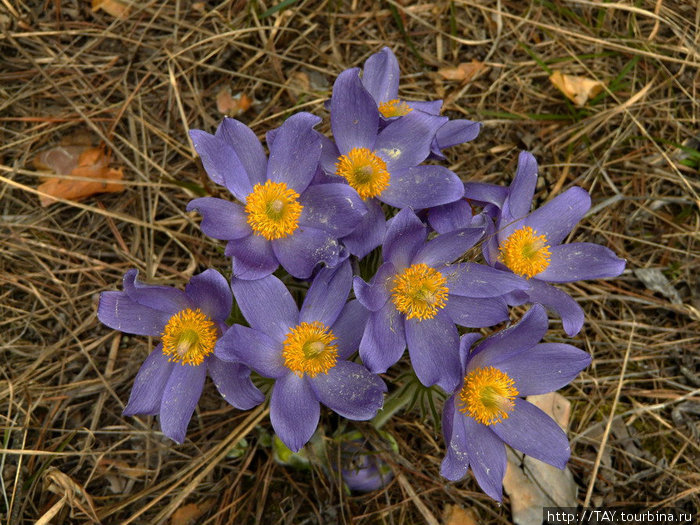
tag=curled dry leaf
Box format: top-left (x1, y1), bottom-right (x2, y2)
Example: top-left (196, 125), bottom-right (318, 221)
top-left (503, 393), bottom-right (577, 525)
top-left (443, 504), bottom-right (479, 525)
top-left (437, 60), bottom-right (487, 85)
top-left (549, 71), bottom-right (605, 106)
top-left (42, 467), bottom-right (100, 523)
top-left (92, 0), bottom-right (131, 18)
top-left (216, 88), bottom-right (253, 116)
top-left (36, 145), bottom-right (125, 206)
top-left (170, 499), bottom-right (215, 525)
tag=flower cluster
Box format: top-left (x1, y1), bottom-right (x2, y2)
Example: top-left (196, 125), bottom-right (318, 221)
top-left (98, 47), bottom-right (625, 500)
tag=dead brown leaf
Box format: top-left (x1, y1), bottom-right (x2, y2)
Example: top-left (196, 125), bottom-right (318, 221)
top-left (42, 467), bottom-right (100, 523)
top-left (438, 60), bottom-right (486, 85)
top-left (502, 393), bottom-right (578, 525)
top-left (37, 146), bottom-right (125, 206)
top-left (443, 504), bottom-right (478, 525)
top-left (549, 71), bottom-right (605, 106)
top-left (170, 500), bottom-right (215, 525)
top-left (91, 0), bottom-right (131, 18)
top-left (216, 88), bottom-right (253, 116)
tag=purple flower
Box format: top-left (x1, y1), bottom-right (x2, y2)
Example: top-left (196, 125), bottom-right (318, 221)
top-left (360, 46), bottom-right (482, 159)
top-left (440, 304), bottom-right (591, 501)
top-left (354, 208), bottom-right (528, 391)
top-left (97, 269), bottom-right (264, 444)
top-left (318, 68), bottom-right (465, 257)
top-left (187, 113), bottom-right (367, 280)
top-left (216, 261), bottom-right (387, 452)
top-left (339, 431), bottom-right (395, 492)
top-left (481, 151), bottom-right (626, 336)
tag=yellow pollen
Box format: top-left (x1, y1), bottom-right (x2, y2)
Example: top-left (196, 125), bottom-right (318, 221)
top-left (245, 180), bottom-right (303, 240)
top-left (458, 366), bottom-right (518, 425)
top-left (391, 263), bottom-right (449, 321)
top-left (161, 308), bottom-right (217, 366)
top-left (498, 226), bottom-right (551, 279)
top-left (378, 99), bottom-right (413, 118)
top-left (282, 321), bottom-right (339, 377)
top-left (335, 147), bottom-right (390, 199)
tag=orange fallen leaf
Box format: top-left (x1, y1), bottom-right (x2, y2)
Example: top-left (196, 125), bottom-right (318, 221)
top-left (549, 71), bottom-right (605, 106)
top-left (37, 146), bottom-right (125, 206)
top-left (443, 504), bottom-right (479, 525)
top-left (92, 0), bottom-right (131, 18)
top-left (170, 500), bottom-right (215, 525)
top-left (503, 393), bottom-right (577, 525)
top-left (216, 88), bottom-right (253, 116)
top-left (438, 60), bottom-right (486, 85)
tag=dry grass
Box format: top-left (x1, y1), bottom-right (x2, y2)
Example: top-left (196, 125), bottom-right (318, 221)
top-left (1, 0), bottom-right (699, 523)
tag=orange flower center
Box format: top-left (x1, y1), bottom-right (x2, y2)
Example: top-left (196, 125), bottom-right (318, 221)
top-left (161, 308), bottom-right (217, 366)
top-left (378, 99), bottom-right (413, 118)
top-left (245, 180), bottom-right (303, 240)
top-left (335, 147), bottom-right (390, 199)
top-left (458, 366), bottom-right (518, 425)
top-left (498, 226), bottom-right (551, 279)
top-left (391, 263), bottom-right (449, 321)
top-left (282, 321), bottom-right (339, 377)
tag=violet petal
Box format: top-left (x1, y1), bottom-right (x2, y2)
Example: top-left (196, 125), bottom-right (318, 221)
top-left (232, 274), bottom-right (299, 343)
top-left (331, 68), bottom-right (379, 153)
top-left (185, 269), bottom-right (232, 325)
top-left (300, 259), bottom-right (352, 327)
top-left (380, 165), bottom-right (464, 209)
top-left (216, 324), bottom-right (287, 378)
top-left (405, 311), bottom-right (461, 391)
top-left (272, 226), bottom-right (341, 280)
top-left (267, 112), bottom-right (322, 193)
top-left (186, 197), bottom-right (251, 240)
top-left (270, 373), bottom-right (320, 452)
top-left (214, 118), bottom-right (267, 185)
top-left (123, 345), bottom-right (173, 416)
top-left (298, 183), bottom-right (367, 237)
top-left (359, 303), bottom-right (406, 374)
top-left (309, 361), bottom-right (386, 420)
top-left (159, 362), bottom-right (206, 444)
top-left (226, 234), bottom-right (279, 281)
top-left (537, 242), bottom-right (626, 283)
top-left (497, 343), bottom-right (591, 396)
top-left (208, 357), bottom-right (265, 409)
top-left (492, 398), bottom-right (570, 469)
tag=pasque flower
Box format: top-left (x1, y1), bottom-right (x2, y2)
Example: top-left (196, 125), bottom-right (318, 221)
top-left (440, 304), bottom-right (591, 501)
top-left (478, 151), bottom-right (626, 336)
top-left (354, 208), bottom-right (528, 391)
top-left (318, 68), bottom-right (465, 257)
top-left (98, 269), bottom-right (264, 444)
top-left (187, 113), bottom-right (366, 280)
top-left (359, 46), bottom-right (482, 159)
top-left (216, 261), bottom-right (386, 452)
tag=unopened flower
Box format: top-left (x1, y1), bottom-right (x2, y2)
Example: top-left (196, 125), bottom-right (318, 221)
top-left (98, 269), bottom-right (264, 443)
top-left (360, 46), bottom-right (482, 159)
top-left (318, 69), bottom-right (465, 257)
top-left (354, 208), bottom-right (528, 391)
top-left (187, 113), bottom-right (366, 280)
top-left (440, 304), bottom-right (591, 501)
top-left (216, 261), bottom-right (386, 452)
top-left (480, 151), bottom-right (626, 336)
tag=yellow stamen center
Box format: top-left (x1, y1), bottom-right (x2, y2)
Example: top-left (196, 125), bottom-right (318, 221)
top-left (161, 308), bottom-right (217, 366)
top-left (458, 366), bottom-right (518, 425)
top-left (391, 263), bottom-right (449, 321)
top-left (335, 147), bottom-right (390, 199)
top-left (378, 99), bottom-right (413, 118)
top-left (498, 226), bottom-right (551, 279)
top-left (282, 321), bottom-right (339, 377)
top-left (245, 180), bottom-right (303, 240)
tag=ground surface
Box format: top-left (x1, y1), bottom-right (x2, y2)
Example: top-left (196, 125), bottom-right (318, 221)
top-left (1, 1), bottom-right (699, 524)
